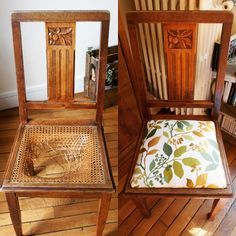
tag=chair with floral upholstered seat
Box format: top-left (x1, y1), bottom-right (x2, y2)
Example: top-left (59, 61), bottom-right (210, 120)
top-left (123, 10), bottom-right (234, 220)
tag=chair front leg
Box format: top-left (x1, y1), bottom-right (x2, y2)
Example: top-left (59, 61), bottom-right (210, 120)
top-left (132, 197), bottom-right (151, 218)
top-left (208, 198), bottom-right (226, 221)
top-left (96, 193), bottom-right (112, 236)
top-left (5, 192), bottom-right (23, 236)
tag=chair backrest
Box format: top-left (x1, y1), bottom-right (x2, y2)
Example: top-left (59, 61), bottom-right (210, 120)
top-left (126, 11), bottom-right (233, 121)
top-left (12, 11), bottom-right (110, 124)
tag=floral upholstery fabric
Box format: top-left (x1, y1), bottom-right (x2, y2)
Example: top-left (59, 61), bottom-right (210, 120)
top-left (130, 120), bottom-right (227, 189)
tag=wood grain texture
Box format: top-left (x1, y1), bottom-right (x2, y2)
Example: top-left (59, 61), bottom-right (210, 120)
top-left (118, 44), bottom-right (142, 161)
top-left (11, 11), bottom-right (110, 125)
top-left (126, 10), bottom-right (233, 117)
top-left (46, 22), bottom-right (75, 102)
top-left (148, 100), bottom-right (214, 108)
top-left (5, 192), bottom-right (23, 236)
top-left (208, 198), bottom-right (227, 221)
top-left (12, 11), bottom-right (110, 22)
top-left (126, 10), bottom-right (233, 24)
top-left (12, 21), bottom-right (27, 123)
top-left (0, 106), bottom-right (118, 236)
top-left (96, 20), bottom-right (110, 124)
top-left (26, 101), bottom-right (96, 110)
top-left (96, 193), bottom-right (112, 236)
top-left (163, 23), bottom-right (196, 100)
top-left (118, 5), bottom-right (142, 170)
top-left (132, 198), bottom-right (151, 218)
top-left (213, 22), bottom-right (233, 119)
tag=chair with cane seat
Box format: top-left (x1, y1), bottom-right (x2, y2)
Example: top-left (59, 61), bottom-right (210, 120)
top-left (2, 11), bottom-right (115, 236)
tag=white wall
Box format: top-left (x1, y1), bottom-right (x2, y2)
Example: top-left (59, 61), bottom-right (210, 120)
top-left (0, 0), bottom-right (118, 109)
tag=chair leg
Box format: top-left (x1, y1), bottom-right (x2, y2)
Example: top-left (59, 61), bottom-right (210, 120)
top-left (5, 192), bottom-right (23, 236)
top-left (96, 193), bottom-right (112, 236)
top-left (132, 197), bottom-right (151, 218)
top-left (208, 198), bottom-right (226, 221)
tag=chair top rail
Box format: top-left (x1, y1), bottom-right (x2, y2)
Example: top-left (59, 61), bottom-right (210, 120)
top-left (12, 10), bottom-right (110, 22)
top-left (126, 10), bottom-right (233, 24)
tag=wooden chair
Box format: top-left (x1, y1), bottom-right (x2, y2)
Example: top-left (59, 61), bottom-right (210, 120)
top-left (122, 10), bottom-right (234, 220)
top-left (2, 11), bottom-right (115, 236)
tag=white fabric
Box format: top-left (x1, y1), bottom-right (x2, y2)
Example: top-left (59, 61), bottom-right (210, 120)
top-left (130, 120), bottom-right (227, 188)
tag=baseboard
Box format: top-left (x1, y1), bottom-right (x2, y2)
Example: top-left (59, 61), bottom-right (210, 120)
top-left (0, 76), bottom-right (84, 110)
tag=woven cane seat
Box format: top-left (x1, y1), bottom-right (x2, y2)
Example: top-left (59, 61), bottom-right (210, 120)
top-left (130, 120), bottom-right (227, 189)
top-left (4, 121), bottom-right (110, 188)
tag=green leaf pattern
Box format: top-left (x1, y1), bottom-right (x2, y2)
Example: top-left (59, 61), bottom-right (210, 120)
top-left (130, 120), bottom-right (227, 189)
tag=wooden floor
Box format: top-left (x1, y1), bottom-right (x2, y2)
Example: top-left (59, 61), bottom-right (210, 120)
top-left (0, 106), bottom-right (118, 236)
top-left (1, 105), bottom-right (236, 236)
top-left (119, 141), bottom-right (236, 236)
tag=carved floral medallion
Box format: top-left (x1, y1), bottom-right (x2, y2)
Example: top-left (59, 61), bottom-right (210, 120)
top-left (48, 27), bottom-right (72, 46)
top-left (168, 29), bottom-right (193, 49)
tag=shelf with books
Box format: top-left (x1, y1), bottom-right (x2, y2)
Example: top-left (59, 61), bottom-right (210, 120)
top-left (217, 64), bottom-right (236, 145)
top-left (219, 102), bottom-right (236, 145)
top-left (212, 64), bottom-right (236, 104)
top-left (212, 33), bottom-right (236, 145)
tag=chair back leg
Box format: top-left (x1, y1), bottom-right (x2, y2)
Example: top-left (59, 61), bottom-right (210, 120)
top-left (132, 198), bottom-right (151, 218)
top-left (96, 193), bottom-right (112, 236)
top-left (208, 198), bottom-right (227, 221)
top-left (6, 192), bottom-right (23, 236)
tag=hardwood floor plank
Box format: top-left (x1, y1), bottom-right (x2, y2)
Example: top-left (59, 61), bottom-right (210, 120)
top-left (164, 199), bottom-right (204, 236)
top-left (104, 126), bottom-right (118, 133)
top-left (131, 198), bottom-right (174, 235)
top-left (0, 198), bottom-right (117, 226)
top-left (0, 198), bottom-right (101, 214)
top-left (118, 199), bottom-right (136, 225)
top-left (118, 198), bottom-right (157, 236)
top-left (213, 199), bottom-right (236, 236)
top-left (161, 198), bottom-right (190, 227)
top-left (118, 174), bottom-right (128, 193)
top-left (146, 220), bottom-right (168, 236)
top-left (0, 209), bottom-right (117, 235)
top-left (36, 222), bottom-right (118, 236)
top-left (181, 156), bottom-right (236, 236)
top-left (105, 133), bottom-right (118, 141)
top-left (202, 198), bottom-right (235, 236)
top-left (180, 199), bottom-right (213, 236)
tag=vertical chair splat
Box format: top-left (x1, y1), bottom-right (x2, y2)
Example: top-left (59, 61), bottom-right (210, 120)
top-left (163, 23), bottom-right (197, 100)
top-left (46, 22), bottom-right (75, 102)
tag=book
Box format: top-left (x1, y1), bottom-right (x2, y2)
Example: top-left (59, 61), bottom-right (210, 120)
top-left (228, 34), bottom-right (236, 64)
top-left (223, 81), bottom-right (232, 103)
top-left (212, 34), bottom-right (236, 71)
top-left (211, 42), bottom-right (220, 71)
top-left (219, 113), bottom-right (236, 136)
top-left (227, 83), bottom-right (236, 105)
top-left (232, 90), bottom-right (236, 106)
